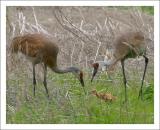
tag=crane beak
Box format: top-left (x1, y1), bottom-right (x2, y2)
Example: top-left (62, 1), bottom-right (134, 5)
top-left (91, 68), bottom-right (97, 82)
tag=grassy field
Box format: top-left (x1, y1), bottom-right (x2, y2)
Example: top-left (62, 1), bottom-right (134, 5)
top-left (6, 67), bottom-right (154, 124)
top-left (6, 6), bottom-right (154, 124)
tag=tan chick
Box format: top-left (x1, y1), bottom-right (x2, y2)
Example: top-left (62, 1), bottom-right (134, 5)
top-left (91, 89), bottom-right (117, 102)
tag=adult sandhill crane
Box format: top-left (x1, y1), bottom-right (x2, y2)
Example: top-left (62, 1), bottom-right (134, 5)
top-left (10, 33), bottom-right (85, 98)
top-left (91, 31), bottom-right (148, 102)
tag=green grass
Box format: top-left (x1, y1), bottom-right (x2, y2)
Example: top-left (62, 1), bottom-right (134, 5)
top-left (6, 68), bottom-right (154, 124)
top-left (140, 6), bottom-right (154, 15)
top-left (108, 6), bottom-right (154, 15)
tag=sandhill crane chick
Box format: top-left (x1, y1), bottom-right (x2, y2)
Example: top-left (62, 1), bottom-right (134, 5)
top-left (91, 90), bottom-right (117, 102)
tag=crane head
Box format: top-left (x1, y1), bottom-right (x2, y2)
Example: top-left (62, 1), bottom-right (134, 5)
top-left (68, 67), bottom-right (86, 94)
top-left (77, 70), bottom-right (86, 94)
top-left (91, 63), bottom-right (99, 82)
top-left (79, 71), bottom-right (84, 87)
top-left (71, 67), bottom-right (84, 87)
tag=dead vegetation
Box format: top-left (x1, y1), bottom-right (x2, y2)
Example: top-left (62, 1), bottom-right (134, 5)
top-left (6, 7), bottom-right (154, 124)
top-left (6, 6), bottom-right (153, 71)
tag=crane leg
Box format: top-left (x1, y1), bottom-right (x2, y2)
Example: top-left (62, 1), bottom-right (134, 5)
top-left (33, 64), bottom-right (36, 97)
top-left (138, 55), bottom-right (148, 100)
top-left (43, 64), bottom-right (49, 98)
top-left (121, 60), bottom-right (127, 102)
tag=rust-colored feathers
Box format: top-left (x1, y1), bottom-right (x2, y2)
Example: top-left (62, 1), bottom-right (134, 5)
top-left (10, 34), bottom-right (59, 68)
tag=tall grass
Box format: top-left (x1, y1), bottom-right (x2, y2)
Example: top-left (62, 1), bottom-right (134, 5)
top-left (6, 69), bottom-right (154, 124)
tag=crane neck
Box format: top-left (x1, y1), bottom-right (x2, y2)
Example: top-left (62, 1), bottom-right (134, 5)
top-left (52, 66), bottom-right (79, 74)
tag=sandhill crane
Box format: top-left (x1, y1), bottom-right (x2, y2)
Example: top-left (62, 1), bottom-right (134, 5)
top-left (91, 31), bottom-right (149, 102)
top-left (10, 33), bottom-right (85, 98)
